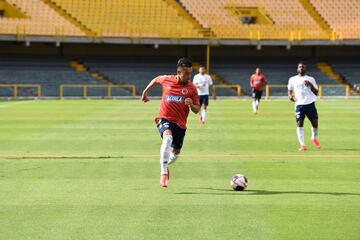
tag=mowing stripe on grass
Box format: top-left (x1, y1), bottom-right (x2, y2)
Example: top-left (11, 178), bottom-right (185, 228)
top-left (1, 153), bottom-right (359, 159)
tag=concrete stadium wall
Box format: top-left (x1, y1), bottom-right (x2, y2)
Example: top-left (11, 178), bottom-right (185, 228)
top-left (0, 41), bottom-right (360, 59)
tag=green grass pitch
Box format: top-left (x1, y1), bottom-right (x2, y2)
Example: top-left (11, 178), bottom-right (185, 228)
top-left (0, 99), bottom-right (359, 240)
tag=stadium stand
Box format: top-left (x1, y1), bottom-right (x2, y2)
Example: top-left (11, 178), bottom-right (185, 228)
top-left (0, 56), bottom-right (132, 97)
top-left (0, 0), bottom-right (84, 36)
top-left (0, 55), bottom-right (357, 98)
top-left (82, 58), bottom-right (225, 96)
top-left (0, 1), bottom-right (359, 98)
top-left (80, 58), bottom-right (172, 96)
top-left (79, 57), bottom-right (235, 96)
top-left (178, 0), bottom-right (329, 39)
top-left (46, 0), bottom-right (206, 38)
top-left (330, 59), bottom-right (360, 93)
top-left (309, 0), bottom-right (360, 39)
top-left (1, 0), bottom-right (359, 40)
top-left (211, 58), bottom-right (336, 95)
top-left (0, 55), bottom-right (236, 97)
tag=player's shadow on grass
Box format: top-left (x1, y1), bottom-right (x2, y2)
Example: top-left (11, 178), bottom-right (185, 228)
top-left (176, 188), bottom-right (360, 196)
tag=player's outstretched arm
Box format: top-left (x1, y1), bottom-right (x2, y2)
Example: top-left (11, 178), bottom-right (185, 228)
top-left (141, 78), bottom-right (159, 103)
top-left (185, 98), bottom-right (200, 114)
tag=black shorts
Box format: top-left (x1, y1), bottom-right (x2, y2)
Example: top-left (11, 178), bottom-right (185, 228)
top-left (252, 90), bottom-right (263, 100)
top-left (295, 102), bottom-right (318, 122)
top-left (199, 95), bottom-right (209, 106)
top-left (156, 118), bottom-right (186, 150)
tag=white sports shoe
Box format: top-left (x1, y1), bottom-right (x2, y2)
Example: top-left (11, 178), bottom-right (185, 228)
top-left (168, 153), bottom-right (179, 165)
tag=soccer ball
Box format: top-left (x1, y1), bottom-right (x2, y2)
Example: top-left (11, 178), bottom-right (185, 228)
top-left (230, 174), bottom-right (248, 191)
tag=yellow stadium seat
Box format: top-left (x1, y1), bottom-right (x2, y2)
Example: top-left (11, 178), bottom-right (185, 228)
top-left (50, 0), bottom-right (205, 38)
top-left (0, 0), bottom-right (84, 36)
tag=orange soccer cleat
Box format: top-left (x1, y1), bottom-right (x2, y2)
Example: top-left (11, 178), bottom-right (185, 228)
top-left (311, 138), bottom-right (321, 149)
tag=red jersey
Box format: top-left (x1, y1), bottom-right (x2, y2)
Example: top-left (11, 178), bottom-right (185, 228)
top-left (155, 75), bottom-right (199, 129)
top-left (250, 74), bottom-right (267, 91)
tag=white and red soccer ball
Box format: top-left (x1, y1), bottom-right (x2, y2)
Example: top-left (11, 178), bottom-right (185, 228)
top-left (230, 174), bottom-right (248, 191)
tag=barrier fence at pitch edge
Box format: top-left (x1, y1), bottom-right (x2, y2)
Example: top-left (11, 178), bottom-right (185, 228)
top-left (212, 85), bottom-right (241, 97)
top-left (0, 84), bottom-right (355, 99)
top-left (0, 84), bottom-right (136, 98)
top-left (59, 84), bottom-right (136, 98)
top-left (0, 84), bottom-right (41, 97)
top-left (264, 84), bottom-right (352, 99)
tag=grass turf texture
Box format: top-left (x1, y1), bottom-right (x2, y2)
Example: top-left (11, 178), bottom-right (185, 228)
top-left (0, 99), bottom-right (359, 240)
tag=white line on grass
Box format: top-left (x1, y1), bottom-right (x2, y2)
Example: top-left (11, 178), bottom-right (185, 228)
top-left (0, 153), bottom-right (359, 159)
top-left (0, 100), bottom-right (34, 109)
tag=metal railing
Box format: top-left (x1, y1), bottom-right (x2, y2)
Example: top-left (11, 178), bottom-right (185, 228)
top-left (0, 84), bottom-right (41, 98)
top-left (265, 84), bottom-right (351, 99)
top-left (59, 84), bottom-right (136, 97)
top-left (213, 84), bottom-right (241, 97)
top-left (318, 84), bottom-right (350, 98)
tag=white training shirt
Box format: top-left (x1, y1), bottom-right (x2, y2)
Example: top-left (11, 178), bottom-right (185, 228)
top-left (288, 74), bottom-right (318, 106)
top-left (193, 73), bottom-right (213, 95)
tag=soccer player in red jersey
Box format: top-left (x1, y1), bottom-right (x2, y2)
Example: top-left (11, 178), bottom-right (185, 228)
top-left (250, 68), bottom-right (267, 114)
top-left (141, 58), bottom-right (200, 188)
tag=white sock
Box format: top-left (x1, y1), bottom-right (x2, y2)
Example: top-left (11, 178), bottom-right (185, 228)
top-left (203, 109), bottom-right (208, 122)
top-left (255, 100), bottom-right (259, 111)
top-left (168, 152), bottom-right (179, 165)
top-left (311, 127), bottom-right (318, 139)
top-left (296, 127), bottom-right (305, 146)
top-left (160, 135), bottom-right (172, 174)
top-left (252, 101), bottom-right (256, 112)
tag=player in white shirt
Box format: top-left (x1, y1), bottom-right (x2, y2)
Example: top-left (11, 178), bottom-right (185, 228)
top-left (288, 63), bottom-right (321, 151)
top-left (193, 65), bottom-right (213, 125)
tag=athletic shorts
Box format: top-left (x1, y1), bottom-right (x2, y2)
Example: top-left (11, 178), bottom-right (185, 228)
top-left (156, 118), bottom-right (186, 150)
top-left (199, 95), bottom-right (209, 106)
top-left (295, 102), bottom-right (318, 122)
top-left (252, 90), bottom-right (263, 100)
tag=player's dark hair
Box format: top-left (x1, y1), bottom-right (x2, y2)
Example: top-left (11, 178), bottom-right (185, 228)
top-left (199, 64), bottom-right (206, 68)
top-left (298, 62), bottom-right (306, 66)
top-left (177, 58), bottom-right (192, 68)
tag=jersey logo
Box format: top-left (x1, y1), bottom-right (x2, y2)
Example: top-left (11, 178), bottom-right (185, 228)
top-left (166, 96), bottom-right (184, 102)
top-left (181, 89), bottom-right (189, 94)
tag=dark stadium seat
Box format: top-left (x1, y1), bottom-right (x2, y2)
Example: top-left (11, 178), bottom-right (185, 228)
top-left (0, 57), bottom-right (132, 97)
top-left (211, 58), bottom-right (335, 96)
top-left (330, 59), bottom-right (360, 94)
